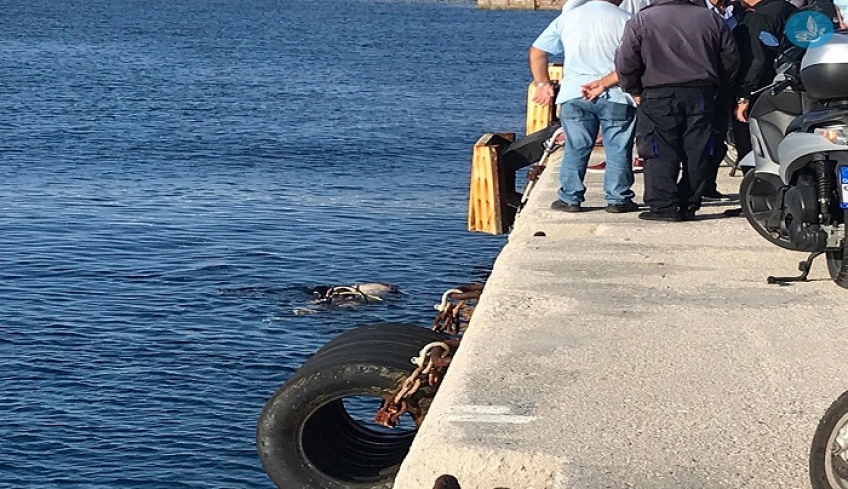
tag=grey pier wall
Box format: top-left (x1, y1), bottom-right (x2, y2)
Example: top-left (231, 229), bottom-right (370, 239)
top-left (477, 0), bottom-right (560, 10)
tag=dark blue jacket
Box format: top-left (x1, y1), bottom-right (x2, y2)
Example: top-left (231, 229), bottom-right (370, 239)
top-left (732, 0), bottom-right (797, 98)
top-left (615, 0), bottom-right (741, 94)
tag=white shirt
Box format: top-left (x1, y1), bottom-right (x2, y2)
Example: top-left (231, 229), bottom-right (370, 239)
top-left (533, 1), bottom-right (634, 105)
top-left (562, 0), bottom-right (653, 14)
top-left (705, 0), bottom-right (739, 30)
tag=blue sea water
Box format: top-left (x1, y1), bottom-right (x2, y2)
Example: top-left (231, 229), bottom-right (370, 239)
top-left (0, 0), bottom-right (553, 487)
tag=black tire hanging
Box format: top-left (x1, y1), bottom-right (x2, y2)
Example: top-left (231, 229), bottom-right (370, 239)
top-left (739, 170), bottom-right (798, 250)
top-left (810, 390), bottom-right (848, 489)
top-left (257, 322), bottom-right (448, 489)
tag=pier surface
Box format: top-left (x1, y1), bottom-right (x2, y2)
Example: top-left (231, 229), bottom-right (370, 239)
top-left (394, 150), bottom-right (848, 488)
top-left (477, 0), bottom-right (560, 10)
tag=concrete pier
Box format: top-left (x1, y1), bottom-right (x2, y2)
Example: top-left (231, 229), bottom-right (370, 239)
top-left (394, 151), bottom-right (848, 488)
top-left (477, 0), bottom-right (560, 10)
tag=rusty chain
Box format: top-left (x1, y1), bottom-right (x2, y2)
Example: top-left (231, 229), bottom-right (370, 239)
top-left (375, 283), bottom-right (482, 428)
top-left (374, 341), bottom-right (450, 427)
top-left (431, 284), bottom-right (483, 335)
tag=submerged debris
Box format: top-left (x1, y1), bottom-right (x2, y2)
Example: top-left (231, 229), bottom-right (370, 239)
top-left (310, 282), bottom-right (403, 306)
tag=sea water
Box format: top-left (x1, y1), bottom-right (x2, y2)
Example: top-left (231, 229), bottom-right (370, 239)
top-left (0, 0), bottom-right (553, 486)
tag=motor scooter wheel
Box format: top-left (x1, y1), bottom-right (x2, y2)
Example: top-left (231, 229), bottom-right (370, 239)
top-left (740, 171), bottom-right (797, 250)
top-left (826, 245), bottom-right (848, 289)
top-left (810, 390), bottom-right (848, 489)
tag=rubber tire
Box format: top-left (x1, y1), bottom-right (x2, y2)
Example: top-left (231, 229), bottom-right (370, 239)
top-left (309, 322), bottom-right (443, 360)
top-left (825, 208), bottom-right (848, 289)
top-left (740, 170), bottom-right (798, 250)
top-left (257, 323), bottom-right (448, 489)
top-left (826, 245), bottom-right (848, 289)
top-left (810, 390), bottom-right (848, 489)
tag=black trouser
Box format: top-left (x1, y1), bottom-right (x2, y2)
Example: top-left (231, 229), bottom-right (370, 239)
top-left (636, 87), bottom-right (717, 213)
top-left (704, 90), bottom-right (733, 194)
top-left (502, 121), bottom-right (561, 196)
top-left (731, 97), bottom-right (755, 175)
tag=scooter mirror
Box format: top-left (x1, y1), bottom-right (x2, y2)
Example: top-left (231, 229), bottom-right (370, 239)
top-left (759, 31), bottom-right (780, 47)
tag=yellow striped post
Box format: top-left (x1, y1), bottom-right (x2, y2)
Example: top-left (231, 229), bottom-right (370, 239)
top-left (468, 133), bottom-right (515, 235)
top-left (525, 63), bottom-right (563, 135)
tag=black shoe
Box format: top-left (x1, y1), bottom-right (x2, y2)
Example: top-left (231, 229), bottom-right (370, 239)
top-left (605, 200), bottom-right (640, 213)
top-left (551, 200), bottom-right (582, 212)
top-left (680, 205), bottom-right (698, 221)
top-left (702, 190), bottom-right (730, 202)
top-left (638, 210), bottom-right (683, 222)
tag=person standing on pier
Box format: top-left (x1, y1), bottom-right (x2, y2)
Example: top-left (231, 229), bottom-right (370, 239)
top-left (615, 0), bottom-right (739, 221)
top-left (699, 0), bottom-right (744, 201)
top-left (731, 0), bottom-right (796, 163)
top-left (530, 0), bottom-right (640, 213)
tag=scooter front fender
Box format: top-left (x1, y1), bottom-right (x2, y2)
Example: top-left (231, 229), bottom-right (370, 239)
top-left (741, 151), bottom-right (780, 178)
top-left (777, 133), bottom-right (848, 183)
top-left (748, 119), bottom-right (781, 177)
top-left (739, 151), bottom-right (755, 168)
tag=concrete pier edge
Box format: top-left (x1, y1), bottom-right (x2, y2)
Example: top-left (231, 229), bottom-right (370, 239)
top-left (393, 149), bottom-right (848, 488)
top-left (477, 0), bottom-right (561, 10)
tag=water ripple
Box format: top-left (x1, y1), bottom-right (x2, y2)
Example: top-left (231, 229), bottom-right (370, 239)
top-left (0, 0), bottom-right (543, 486)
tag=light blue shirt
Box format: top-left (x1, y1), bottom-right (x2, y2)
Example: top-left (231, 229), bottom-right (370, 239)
top-left (533, 1), bottom-right (633, 106)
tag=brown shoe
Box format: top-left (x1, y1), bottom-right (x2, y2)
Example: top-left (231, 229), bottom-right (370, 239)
top-left (586, 161), bottom-right (606, 173)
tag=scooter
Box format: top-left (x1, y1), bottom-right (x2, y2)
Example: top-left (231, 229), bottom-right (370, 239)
top-left (738, 28), bottom-right (848, 288)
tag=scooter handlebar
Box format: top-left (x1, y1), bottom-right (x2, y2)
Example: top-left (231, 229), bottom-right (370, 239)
top-left (769, 78), bottom-right (795, 96)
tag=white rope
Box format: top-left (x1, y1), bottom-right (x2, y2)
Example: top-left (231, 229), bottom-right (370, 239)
top-left (411, 341), bottom-right (452, 368)
top-left (433, 289), bottom-right (463, 311)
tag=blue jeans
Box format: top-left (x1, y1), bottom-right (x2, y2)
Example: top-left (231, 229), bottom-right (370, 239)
top-left (558, 98), bottom-right (636, 205)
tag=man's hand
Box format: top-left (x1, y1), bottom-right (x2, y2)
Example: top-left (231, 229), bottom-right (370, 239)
top-left (533, 84), bottom-right (555, 106)
top-left (633, 94), bottom-right (641, 105)
top-left (528, 47), bottom-right (554, 106)
top-left (580, 80), bottom-right (607, 101)
top-left (735, 102), bottom-right (749, 123)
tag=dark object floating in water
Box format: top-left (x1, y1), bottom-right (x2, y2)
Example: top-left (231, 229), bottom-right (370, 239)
top-left (311, 282), bottom-right (402, 305)
top-left (292, 283), bottom-right (404, 315)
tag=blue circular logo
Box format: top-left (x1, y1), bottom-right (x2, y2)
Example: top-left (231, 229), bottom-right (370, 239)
top-left (786, 11), bottom-right (834, 48)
